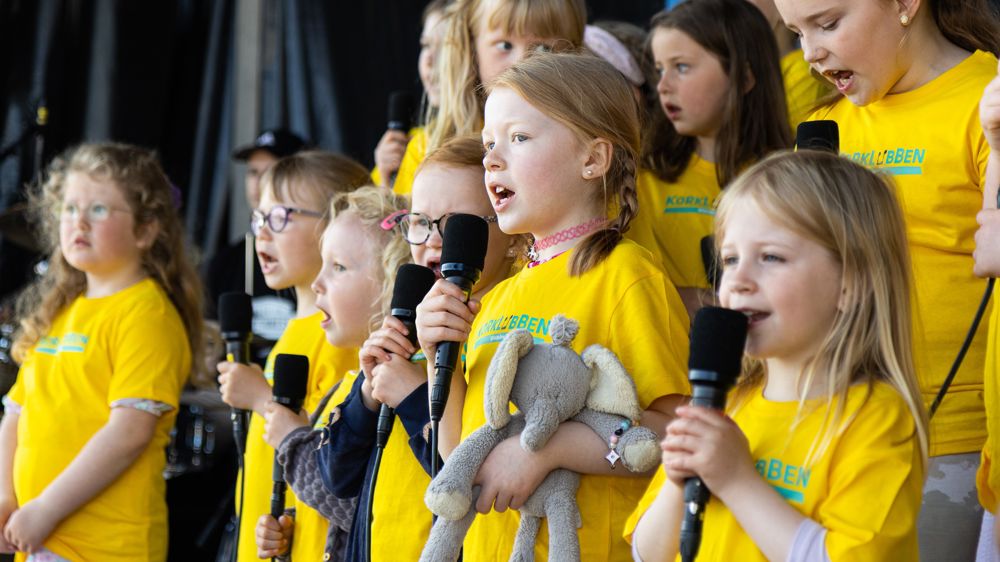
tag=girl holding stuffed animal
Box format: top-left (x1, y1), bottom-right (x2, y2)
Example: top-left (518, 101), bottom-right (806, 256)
top-left (629, 150), bottom-right (928, 561)
top-left (391, 0), bottom-right (587, 195)
top-left (627, 0), bottom-right (791, 319)
top-left (775, 1), bottom-right (1000, 558)
top-left (1, 143), bottom-right (203, 561)
top-left (415, 52), bottom-right (690, 561)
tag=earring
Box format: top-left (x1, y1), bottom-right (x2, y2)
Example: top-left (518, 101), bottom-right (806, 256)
top-left (506, 245), bottom-right (518, 258)
top-left (585, 169), bottom-right (593, 177)
top-left (900, 13), bottom-right (910, 26)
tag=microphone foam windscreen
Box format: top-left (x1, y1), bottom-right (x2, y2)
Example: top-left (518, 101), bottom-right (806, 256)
top-left (273, 353), bottom-right (310, 404)
top-left (218, 292), bottom-right (252, 334)
top-left (441, 214), bottom-right (489, 271)
top-left (388, 91), bottom-right (416, 131)
top-left (795, 120), bottom-right (839, 153)
top-left (689, 307), bottom-right (748, 381)
top-left (392, 264), bottom-right (437, 311)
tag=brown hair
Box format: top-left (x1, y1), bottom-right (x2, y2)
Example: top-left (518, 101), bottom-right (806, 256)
top-left (716, 150), bottom-right (927, 468)
top-left (930, 0), bottom-right (1000, 56)
top-left (488, 51), bottom-right (640, 276)
top-left (14, 143), bottom-right (208, 385)
top-left (260, 150), bottom-right (371, 229)
top-left (427, 0), bottom-right (586, 153)
top-left (644, 0), bottom-right (792, 187)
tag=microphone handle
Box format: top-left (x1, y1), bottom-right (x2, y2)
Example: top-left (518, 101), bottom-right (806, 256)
top-left (271, 455), bottom-right (287, 519)
top-left (224, 339), bottom-right (251, 442)
top-left (679, 377), bottom-right (729, 562)
top-left (428, 274), bottom-right (475, 421)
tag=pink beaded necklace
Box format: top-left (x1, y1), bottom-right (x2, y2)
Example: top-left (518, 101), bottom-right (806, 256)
top-left (527, 217), bottom-right (607, 266)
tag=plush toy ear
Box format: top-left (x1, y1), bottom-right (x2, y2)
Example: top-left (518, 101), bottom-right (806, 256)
top-left (581, 344), bottom-right (643, 421)
top-left (484, 330), bottom-right (535, 429)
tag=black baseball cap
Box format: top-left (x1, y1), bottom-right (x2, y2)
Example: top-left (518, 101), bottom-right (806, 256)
top-left (232, 128), bottom-right (308, 160)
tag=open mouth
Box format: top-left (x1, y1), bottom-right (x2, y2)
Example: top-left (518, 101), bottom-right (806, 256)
top-left (489, 182), bottom-right (516, 212)
top-left (823, 69), bottom-right (854, 93)
top-left (425, 256), bottom-right (442, 279)
top-left (740, 309), bottom-right (770, 326)
top-left (257, 251), bottom-right (278, 273)
top-left (663, 103), bottom-right (681, 120)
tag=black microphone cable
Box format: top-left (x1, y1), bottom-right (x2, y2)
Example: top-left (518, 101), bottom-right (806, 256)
top-left (929, 188), bottom-right (1000, 418)
top-left (219, 292), bottom-right (253, 562)
top-left (363, 264), bottom-right (436, 562)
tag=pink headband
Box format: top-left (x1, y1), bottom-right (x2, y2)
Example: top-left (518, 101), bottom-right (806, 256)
top-left (584, 25), bottom-right (645, 87)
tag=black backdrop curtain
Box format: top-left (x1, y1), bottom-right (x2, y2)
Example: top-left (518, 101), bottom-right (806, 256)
top-left (0, 0), bottom-right (664, 305)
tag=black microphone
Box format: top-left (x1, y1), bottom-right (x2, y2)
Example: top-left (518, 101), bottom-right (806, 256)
top-left (270, 353), bottom-right (309, 520)
top-left (376, 264), bottom-right (437, 448)
top-left (429, 215), bottom-right (489, 424)
top-left (386, 91), bottom-right (416, 187)
top-left (219, 292), bottom-right (253, 446)
top-left (795, 120), bottom-right (839, 153)
top-left (680, 307), bottom-right (748, 562)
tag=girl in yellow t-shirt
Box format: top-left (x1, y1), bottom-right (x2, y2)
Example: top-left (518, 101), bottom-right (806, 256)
top-left (630, 150), bottom-right (929, 561)
top-left (391, 0), bottom-right (587, 196)
top-left (1, 143), bottom-right (204, 562)
top-left (371, 0), bottom-right (447, 189)
top-left (776, 1), bottom-right (1000, 558)
top-left (415, 52), bottom-right (690, 561)
top-left (628, 0), bottom-right (791, 320)
top-left (216, 151), bottom-right (369, 562)
top-left (253, 185), bottom-right (411, 560)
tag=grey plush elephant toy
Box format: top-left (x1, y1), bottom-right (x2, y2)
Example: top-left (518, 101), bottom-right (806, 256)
top-left (419, 315), bottom-right (660, 562)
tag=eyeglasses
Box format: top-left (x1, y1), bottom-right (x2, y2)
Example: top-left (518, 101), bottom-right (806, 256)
top-left (385, 211), bottom-right (498, 245)
top-left (58, 202), bottom-right (132, 223)
top-left (250, 205), bottom-right (323, 235)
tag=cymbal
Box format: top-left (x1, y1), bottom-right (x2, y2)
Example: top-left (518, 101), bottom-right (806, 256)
top-left (0, 204), bottom-right (42, 252)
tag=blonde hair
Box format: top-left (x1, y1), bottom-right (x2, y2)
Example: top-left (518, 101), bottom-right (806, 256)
top-left (488, 51), bottom-right (641, 276)
top-left (260, 150), bottom-right (371, 228)
top-left (13, 143), bottom-right (208, 385)
top-left (327, 186), bottom-right (412, 331)
top-left (716, 150), bottom-right (928, 468)
top-left (427, 0), bottom-right (585, 153)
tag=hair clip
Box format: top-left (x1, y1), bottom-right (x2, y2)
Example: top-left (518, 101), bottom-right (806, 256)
top-left (380, 209), bottom-right (408, 231)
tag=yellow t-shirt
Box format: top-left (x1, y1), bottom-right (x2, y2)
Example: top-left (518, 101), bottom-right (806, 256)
top-left (809, 50), bottom-right (996, 457)
top-left (371, 126), bottom-right (424, 189)
top-left (6, 278), bottom-right (189, 562)
top-left (391, 127), bottom-right (428, 196)
top-left (624, 382), bottom-right (925, 561)
top-left (459, 241), bottom-right (690, 562)
top-left (627, 162), bottom-right (720, 290)
top-left (979, 301), bottom-right (1000, 512)
top-left (235, 313), bottom-right (357, 562)
top-left (782, 49), bottom-right (829, 131)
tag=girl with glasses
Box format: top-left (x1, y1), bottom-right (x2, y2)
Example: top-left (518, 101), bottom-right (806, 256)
top-left (216, 150), bottom-right (370, 562)
top-left (2, 143), bottom-right (203, 561)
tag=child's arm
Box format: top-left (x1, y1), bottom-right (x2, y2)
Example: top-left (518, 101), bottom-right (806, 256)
top-left (415, 279), bottom-right (479, 459)
top-left (662, 406), bottom-right (805, 561)
top-left (217, 361), bottom-right (271, 416)
top-left (631, 471), bottom-right (684, 562)
top-left (315, 375), bottom-right (379, 498)
top-left (0, 410), bottom-right (19, 553)
top-left (3, 407), bottom-right (158, 553)
top-left (273, 424), bottom-right (357, 531)
top-left (471, 394), bottom-right (684, 514)
top-left (976, 60), bottom-right (1000, 277)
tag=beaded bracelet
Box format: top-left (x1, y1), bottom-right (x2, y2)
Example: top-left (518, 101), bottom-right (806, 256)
top-left (605, 419), bottom-right (634, 468)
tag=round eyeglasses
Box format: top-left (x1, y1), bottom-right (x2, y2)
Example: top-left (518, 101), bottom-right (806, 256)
top-left (385, 211), bottom-right (498, 245)
top-left (250, 205), bottom-right (323, 235)
top-left (58, 202), bottom-right (132, 223)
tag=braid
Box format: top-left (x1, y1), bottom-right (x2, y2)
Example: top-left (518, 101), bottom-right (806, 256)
top-left (569, 146), bottom-right (636, 276)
